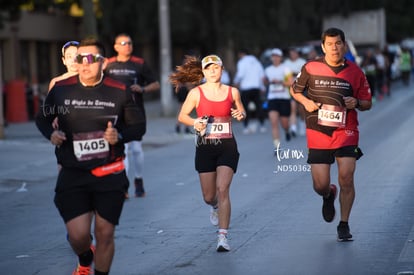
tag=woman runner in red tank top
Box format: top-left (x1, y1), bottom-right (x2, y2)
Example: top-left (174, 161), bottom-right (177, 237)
top-left (169, 55), bottom-right (246, 252)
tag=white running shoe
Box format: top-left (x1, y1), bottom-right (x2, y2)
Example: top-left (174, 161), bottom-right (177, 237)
top-left (210, 207), bottom-right (219, 226)
top-left (242, 128), bottom-right (251, 135)
top-left (290, 124), bottom-right (297, 137)
top-left (249, 123), bottom-right (258, 133)
top-left (259, 126), bottom-right (267, 133)
top-left (216, 234), bottom-right (230, 252)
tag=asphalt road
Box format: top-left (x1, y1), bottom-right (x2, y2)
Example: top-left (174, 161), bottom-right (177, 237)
top-left (1, 80), bottom-right (414, 275)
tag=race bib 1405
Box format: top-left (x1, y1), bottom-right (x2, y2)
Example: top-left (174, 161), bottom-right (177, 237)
top-left (73, 131), bottom-right (109, 161)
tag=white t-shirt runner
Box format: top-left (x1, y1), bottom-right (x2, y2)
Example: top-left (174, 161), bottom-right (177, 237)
top-left (264, 64), bottom-right (292, 100)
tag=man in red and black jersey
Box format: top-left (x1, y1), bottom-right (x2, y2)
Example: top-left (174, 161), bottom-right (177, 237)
top-left (290, 28), bottom-right (372, 242)
top-left (36, 38), bottom-right (146, 275)
top-left (105, 33), bottom-right (160, 199)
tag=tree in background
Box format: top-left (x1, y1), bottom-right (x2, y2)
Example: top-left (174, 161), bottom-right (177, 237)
top-left (2, 0), bottom-right (414, 73)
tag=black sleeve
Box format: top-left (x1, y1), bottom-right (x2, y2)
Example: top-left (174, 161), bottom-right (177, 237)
top-left (292, 63), bottom-right (310, 94)
top-left (119, 91), bottom-right (146, 142)
top-left (35, 91), bottom-right (57, 140)
top-left (139, 62), bottom-right (158, 85)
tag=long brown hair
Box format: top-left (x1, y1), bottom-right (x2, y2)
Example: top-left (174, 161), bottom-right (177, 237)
top-left (169, 55), bottom-right (203, 92)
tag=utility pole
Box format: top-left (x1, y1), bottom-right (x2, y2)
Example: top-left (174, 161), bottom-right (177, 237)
top-left (0, 47), bottom-right (4, 139)
top-left (81, 0), bottom-right (98, 37)
top-left (158, 0), bottom-right (174, 116)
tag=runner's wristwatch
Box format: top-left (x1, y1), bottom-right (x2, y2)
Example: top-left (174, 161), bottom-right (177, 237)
top-left (355, 99), bottom-right (360, 109)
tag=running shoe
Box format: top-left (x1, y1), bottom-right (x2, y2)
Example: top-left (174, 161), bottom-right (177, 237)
top-left (242, 128), bottom-right (251, 135)
top-left (290, 125), bottom-right (297, 138)
top-left (259, 126), bottom-right (267, 133)
top-left (298, 120), bottom-right (306, 136)
top-left (337, 223), bottom-right (353, 242)
top-left (285, 132), bottom-right (291, 141)
top-left (210, 206), bottom-right (219, 226)
top-left (322, 184), bottom-right (337, 223)
top-left (72, 244), bottom-right (95, 275)
top-left (134, 178), bottom-right (146, 197)
top-left (216, 234), bottom-right (230, 252)
top-left (249, 123), bottom-right (258, 134)
top-left (72, 264), bottom-right (93, 275)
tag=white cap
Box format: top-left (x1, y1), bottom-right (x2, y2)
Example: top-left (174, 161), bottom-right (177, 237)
top-left (201, 55), bottom-right (223, 69)
top-left (271, 48), bottom-right (283, 56)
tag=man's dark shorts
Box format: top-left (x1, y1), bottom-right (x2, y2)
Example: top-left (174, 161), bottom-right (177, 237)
top-left (54, 167), bottom-right (127, 225)
top-left (267, 99), bottom-right (291, 117)
top-left (307, 145), bottom-right (363, 164)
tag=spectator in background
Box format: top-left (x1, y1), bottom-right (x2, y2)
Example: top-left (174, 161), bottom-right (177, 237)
top-left (345, 48), bottom-right (356, 63)
top-left (174, 82), bottom-right (192, 134)
top-left (400, 46), bottom-right (412, 86)
top-left (263, 48), bottom-right (294, 150)
top-left (233, 48), bottom-right (266, 134)
top-left (48, 40), bottom-right (83, 242)
top-left (307, 47), bottom-right (319, 60)
top-left (221, 68), bottom-right (231, 85)
top-left (375, 47), bottom-right (386, 100)
top-left (105, 33), bottom-right (160, 199)
top-left (48, 41), bottom-right (80, 134)
top-left (48, 41), bottom-right (79, 92)
top-left (283, 47), bottom-right (306, 136)
top-left (382, 45), bottom-right (393, 96)
top-left (361, 49), bottom-right (378, 100)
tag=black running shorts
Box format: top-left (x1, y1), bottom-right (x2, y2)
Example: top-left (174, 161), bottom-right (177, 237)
top-left (307, 145), bottom-right (363, 164)
top-left (195, 137), bottom-right (240, 173)
top-left (54, 167), bottom-right (127, 225)
top-left (267, 99), bottom-right (291, 117)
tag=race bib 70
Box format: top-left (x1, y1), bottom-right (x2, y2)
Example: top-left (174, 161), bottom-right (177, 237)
top-left (205, 117), bottom-right (232, 139)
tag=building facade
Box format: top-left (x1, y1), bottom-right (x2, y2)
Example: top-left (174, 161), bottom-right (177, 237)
top-left (0, 10), bottom-right (80, 95)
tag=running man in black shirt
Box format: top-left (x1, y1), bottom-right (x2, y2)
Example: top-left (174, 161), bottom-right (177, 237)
top-left (36, 37), bottom-right (146, 275)
top-left (105, 33), bottom-right (160, 199)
